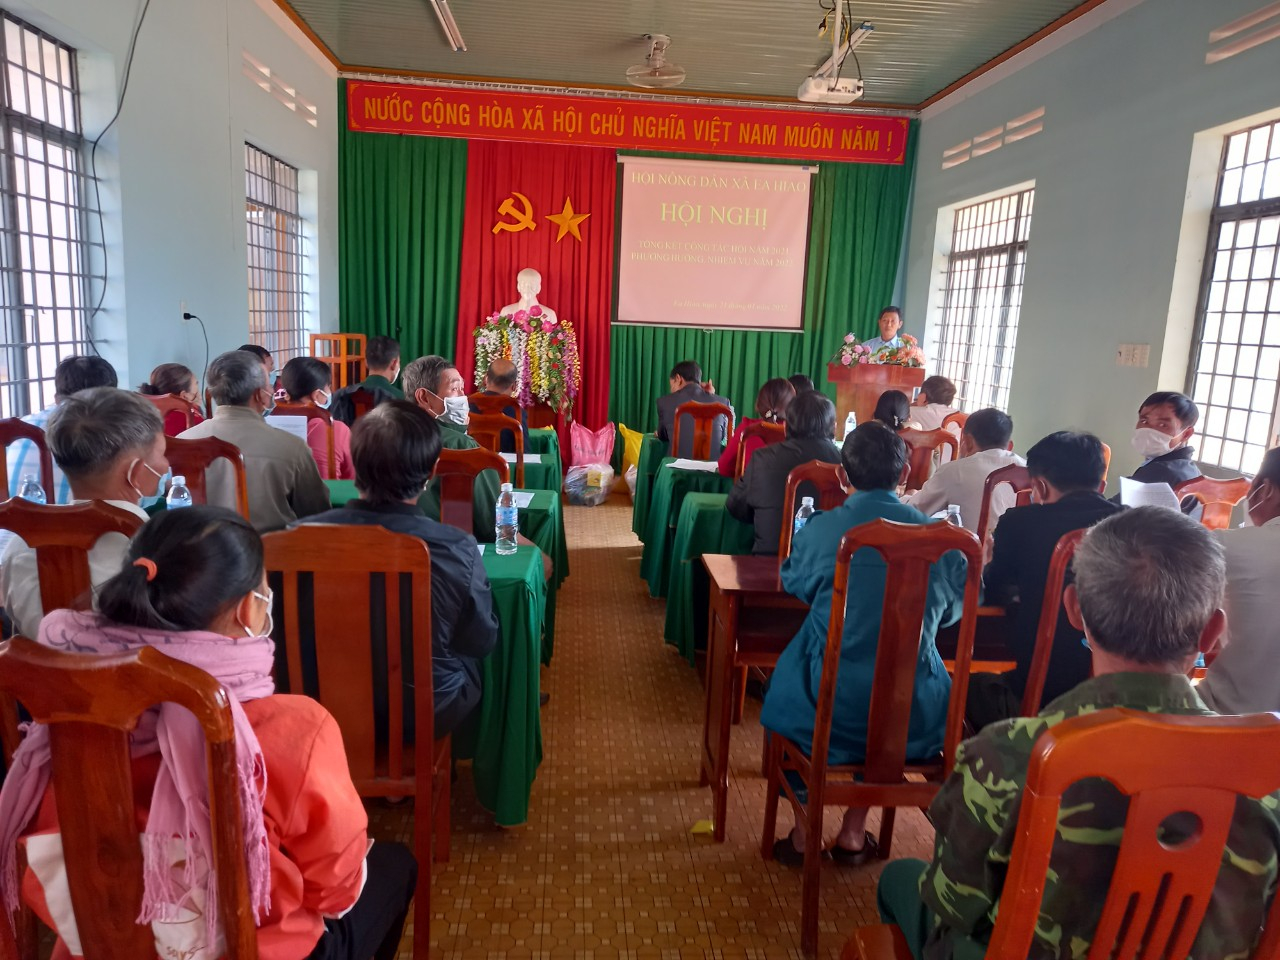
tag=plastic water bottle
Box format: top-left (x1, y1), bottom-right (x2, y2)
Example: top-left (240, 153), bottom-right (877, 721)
top-left (495, 482), bottom-right (518, 555)
top-left (793, 496), bottom-right (815, 535)
top-left (17, 472), bottom-right (45, 505)
top-left (946, 504), bottom-right (963, 527)
top-left (166, 475), bottom-right (193, 510)
top-left (843, 412), bottom-right (857, 440)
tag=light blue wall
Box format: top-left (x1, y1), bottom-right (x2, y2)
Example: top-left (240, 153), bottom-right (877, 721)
top-left (904, 0), bottom-right (1280, 474)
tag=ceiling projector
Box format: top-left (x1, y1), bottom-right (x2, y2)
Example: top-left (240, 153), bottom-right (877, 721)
top-left (797, 76), bottom-right (865, 104)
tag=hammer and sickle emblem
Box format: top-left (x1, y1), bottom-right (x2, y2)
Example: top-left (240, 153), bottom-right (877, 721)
top-left (491, 192), bottom-right (536, 235)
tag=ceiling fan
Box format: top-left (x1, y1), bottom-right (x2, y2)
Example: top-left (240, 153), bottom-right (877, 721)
top-left (626, 34), bottom-right (686, 89)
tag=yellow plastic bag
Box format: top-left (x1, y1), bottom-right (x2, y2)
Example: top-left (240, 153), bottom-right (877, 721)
top-left (618, 422), bottom-right (644, 474)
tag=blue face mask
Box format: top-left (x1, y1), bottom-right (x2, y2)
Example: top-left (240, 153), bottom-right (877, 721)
top-left (315, 390), bottom-right (333, 411)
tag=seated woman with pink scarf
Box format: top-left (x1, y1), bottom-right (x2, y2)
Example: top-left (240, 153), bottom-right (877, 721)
top-left (0, 506), bottom-right (416, 960)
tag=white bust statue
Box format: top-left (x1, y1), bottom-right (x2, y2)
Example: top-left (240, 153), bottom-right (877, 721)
top-left (500, 267), bottom-right (558, 323)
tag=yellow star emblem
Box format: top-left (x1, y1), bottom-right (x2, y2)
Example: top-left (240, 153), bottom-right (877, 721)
top-left (545, 196), bottom-right (590, 242)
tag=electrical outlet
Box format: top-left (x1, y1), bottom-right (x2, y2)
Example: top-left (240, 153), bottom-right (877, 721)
top-left (180, 300), bottom-right (187, 322)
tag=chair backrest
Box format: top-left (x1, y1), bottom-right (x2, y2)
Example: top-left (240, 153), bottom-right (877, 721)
top-left (347, 386), bottom-right (378, 423)
top-left (672, 401), bottom-right (735, 461)
top-left (469, 411), bottom-right (525, 488)
top-left (1021, 528), bottom-right (1086, 717)
top-left (310, 332), bottom-right (367, 389)
top-left (0, 418), bottom-right (54, 499)
top-left (262, 524), bottom-right (433, 798)
top-left (976, 463), bottom-right (1034, 544)
top-left (164, 435), bottom-right (250, 519)
top-left (1099, 441), bottom-right (1112, 493)
top-left (778, 460), bottom-right (851, 557)
top-left (0, 499), bottom-right (145, 615)
top-left (941, 411), bottom-right (968, 433)
top-left (813, 519), bottom-right (983, 786)
top-left (270, 401), bottom-right (335, 478)
top-left (734, 420), bottom-right (786, 478)
top-left (901, 428), bottom-right (960, 490)
top-left (140, 393), bottom-right (202, 433)
top-left (1175, 474), bottom-right (1252, 531)
top-left (984, 708), bottom-right (1280, 960)
top-left (468, 392), bottom-right (517, 416)
top-left (0, 636), bottom-right (258, 960)
top-left (434, 447), bottom-right (509, 532)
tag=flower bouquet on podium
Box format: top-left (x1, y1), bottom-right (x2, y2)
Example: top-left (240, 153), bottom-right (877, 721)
top-left (473, 306), bottom-right (582, 414)
top-left (831, 332), bottom-right (925, 368)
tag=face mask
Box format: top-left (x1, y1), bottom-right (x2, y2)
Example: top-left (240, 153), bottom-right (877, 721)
top-left (128, 458), bottom-right (166, 503)
top-left (315, 390), bottom-right (332, 411)
top-left (1240, 484), bottom-right (1268, 528)
top-left (442, 394), bottom-right (470, 425)
top-left (242, 588), bottom-right (274, 638)
top-left (1130, 427), bottom-right (1175, 461)
top-left (268, 368), bottom-right (282, 384)
top-left (388, 364), bottom-right (401, 385)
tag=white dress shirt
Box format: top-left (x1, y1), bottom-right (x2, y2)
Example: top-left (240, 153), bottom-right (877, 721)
top-left (1, 498), bottom-right (149, 639)
top-left (910, 403), bottom-right (961, 435)
top-left (902, 447), bottom-right (1026, 533)
top-left (1197, 517), bottom-right (1280, 715)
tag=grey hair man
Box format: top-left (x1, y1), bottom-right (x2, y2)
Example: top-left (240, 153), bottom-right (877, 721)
top-left (179, 350), bottom-right (329, 532)
top-left (877, 507), bottom-right (1280, 960)
top-left (2, 388), bottom-right (168, 638)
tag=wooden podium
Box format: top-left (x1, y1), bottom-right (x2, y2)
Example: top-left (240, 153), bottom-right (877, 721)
top-left (827, 362), bottom-right (926, 436)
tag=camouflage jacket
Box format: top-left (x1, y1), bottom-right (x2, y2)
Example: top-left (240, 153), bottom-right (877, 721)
top-left (920, 672), bottom-right (1280, 960)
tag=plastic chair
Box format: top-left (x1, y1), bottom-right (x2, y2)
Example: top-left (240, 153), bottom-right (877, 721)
top-left (434, 446), bottom-right (509, 533)
top-left (140, 393), bottom-right (203, 435)
top-left (1175, 474), bottom-right (1252, 531)
top-left (1100, 441), bottom-right (1112, 492)
top-left (163, 435), bottom-right (250, 519)
top-left (263, 524), bottom-right (442, 957)
top-left (271, 401), bottom-right (335, 478)
top-left (1020, 528), bottom-right (1086, 717)
top-left (733, 421), bottom-right (786, 478)
top-left (760, 518), bottom-right (983, 955)
top-left (778, 460), bottom-right (852, 558)
top-left (901, 428), bottom-right (959, 491)
top-left (348, 387), bottom-right (378, 422)
top-left (468, 391), bottom-right (518, 416)
top-left (310, 332), bottom-right (367, 389)
top-left (975, 463), bottom-right (1034, 544)
top-left (470, 411), bottom-right (526, 488)
top-left (672, 401), bottom-right (735, 461)
top-left (0, 418), bottom-right (54, 500)
top-left (841, 708), bottom-right (1280, 960)
top-left (0, 635), bottom-right (259, 960)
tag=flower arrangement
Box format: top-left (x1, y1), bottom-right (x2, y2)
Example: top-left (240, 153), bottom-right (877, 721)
top-left (473, 306), bottom-right (581, 413)
top-left (831, 333), bottom-right (926, 368)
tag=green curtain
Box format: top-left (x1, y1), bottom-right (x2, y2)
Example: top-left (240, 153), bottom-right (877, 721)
top-left (338, 81), bottom-right (469, 361)
top-left (608, 120), bottom-right (918, 433)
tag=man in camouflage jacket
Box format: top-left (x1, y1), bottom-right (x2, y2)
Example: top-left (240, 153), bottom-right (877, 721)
top-left (876, 506), bottom-right (1280, 960)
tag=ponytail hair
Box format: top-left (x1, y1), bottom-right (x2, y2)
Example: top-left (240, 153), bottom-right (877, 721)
top-left (873, 389), bottom-right (912, 431)
top-left (138, 362), bottom-right (196, 398)
top-left (98, 506), bottom-right (264, 632)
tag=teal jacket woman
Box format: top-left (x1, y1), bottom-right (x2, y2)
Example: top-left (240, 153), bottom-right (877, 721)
top-left (760, 488), bottom-right (967, 766)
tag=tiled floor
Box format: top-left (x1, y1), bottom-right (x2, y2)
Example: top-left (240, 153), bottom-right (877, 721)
top-left (371, 491), bottom-right (937, 958)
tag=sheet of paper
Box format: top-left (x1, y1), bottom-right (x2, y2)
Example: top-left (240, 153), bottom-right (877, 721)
top-left (477, 543), bottom-right (485, 556)
top-left (264, 415), bottom-right (308, 443)
top-left (500, 452), bottom-right (543, 464)
top-left (511, 490), bottom-right (536, 509)
top-left (1119, 477), bottom-right (1182, 510)
top-left (667, 458), bottom-right (720, 472)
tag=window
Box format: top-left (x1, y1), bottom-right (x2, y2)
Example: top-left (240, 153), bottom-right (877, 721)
top-left (0, 15), bottom-right (96, 418)
top-left (1187, 118), bottom-right (1280, 475)
top-left (245, 143), bottom-right (306, 363)
top-left (932, 187), bottom-right (1034, 412)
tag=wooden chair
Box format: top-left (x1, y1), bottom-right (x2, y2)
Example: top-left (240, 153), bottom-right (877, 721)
top-left (434, 446), bottom-right (509, 533)
top-left (469, 411), bottom-right (526, 488)
top-left (271, 401), bottom-right (335, 478)
top-left (901, 428), bottom-right (959, 491)
top-left (672, 401), bottom-right (735, 461)
top-left (0, 635), bottom-right (258, 960)
top-left (778, 460), bottom-right (852, 557)
top-left (1020, 528), bottom-right (1086, 717)
top-left (164, 435), bottom-right (250, 519)
top-left (941, 410), bottom-right (967, 433)
top-left (1175, 474), bottom-right (1252, 530)
top-left (468, 391), bottom-right (518, 416)
top-left (140, 393), bottom-right (203, 433)
top-left (263, 524), bottom-right (441, 958)
top-left (0, 498), bottom-right (146, 769)
top-left (0, 418), bottom-right (54, 500)
top-left (310, 332), bottom-right (367, 388)
top-left (733, 421), bottom-right (786, 478)
top-left (348, 386), bottom-right (378, 422)
top-left (761, 518), bottom-right (983, 955)
top-left (1100, 441), bottom-right (1112, 492)
top-left (975, 463), bottom-right (1033, 544)
top-left (841, 708), bottom-right (1280, 960)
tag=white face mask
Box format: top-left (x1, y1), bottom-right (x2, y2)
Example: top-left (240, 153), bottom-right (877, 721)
top-left (315, 390), bottom-right (332, 410)
top-left (1240, 483), bottom-right (1268, 528)
top-left (242, 588), bottom-right (274, 638)
top-left (128, 458), bottom-right (166, 503)
top-left (442, 394), bottom-right (470, 426)
top-left (1130, 427), bottom-right (1176, 461)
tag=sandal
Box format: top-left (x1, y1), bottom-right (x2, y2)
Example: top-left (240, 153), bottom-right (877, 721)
top-left (830, 832), bottom-right (879, 866)
top-left (771, 836), bottom-right (831, 867)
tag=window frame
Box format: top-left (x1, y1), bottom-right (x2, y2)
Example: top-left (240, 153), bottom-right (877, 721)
top-left (244, 141), bottom-right (307, 365)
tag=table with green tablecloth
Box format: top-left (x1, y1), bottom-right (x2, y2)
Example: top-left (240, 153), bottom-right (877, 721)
top-left (631, 434), bottom-right (667, 541)
top-left (663, 493), bottom-right (755, 664)
top-left (504, 450), bottom-right (559, 493)
top-left (453, 544), bottom-right (546, 827)
top-left (527, 427), bottom-right (563, 484)
top-left (324, 479), bottom-right (567, 663)
top-left (639, 459), bottom-right (733, 598)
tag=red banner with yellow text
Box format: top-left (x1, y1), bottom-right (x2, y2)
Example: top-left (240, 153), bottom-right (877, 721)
top-left (347, 81), bottom-right (907, 165)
